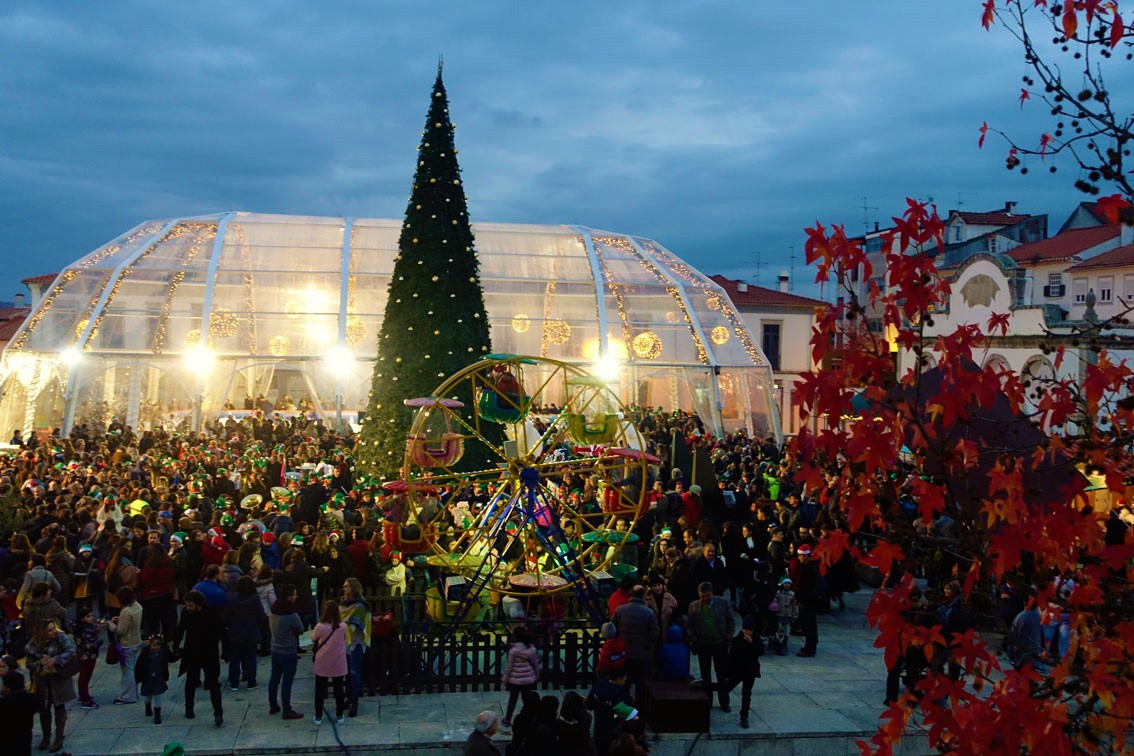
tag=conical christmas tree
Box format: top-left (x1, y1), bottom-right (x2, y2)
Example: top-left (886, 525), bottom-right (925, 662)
top-left (357, 64), bottom-right (499, 479)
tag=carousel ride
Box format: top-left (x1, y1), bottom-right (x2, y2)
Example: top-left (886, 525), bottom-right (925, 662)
top-left (384, 355), bottom-right (657, 632)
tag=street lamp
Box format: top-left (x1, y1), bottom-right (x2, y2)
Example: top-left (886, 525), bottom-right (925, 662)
top-left (324, 345), bottom-right (354, 432)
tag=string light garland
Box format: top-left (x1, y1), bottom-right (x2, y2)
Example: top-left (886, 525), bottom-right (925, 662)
top-left (346, 315), bottom-right (367, 346)
top-left (152, 223), bottom-right (215, 354)
top-left (539, 281), bottom-right (558, 357)
top-left (589, 236), bottom-right (634, 353)
top-left (235, 224), bottom-right (258, 356)
top-left (545, 319), bottom-right (571, 345)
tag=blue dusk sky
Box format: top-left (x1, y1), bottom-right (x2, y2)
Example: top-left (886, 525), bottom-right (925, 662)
top-left (0, 1), bottom-right (1118, 302)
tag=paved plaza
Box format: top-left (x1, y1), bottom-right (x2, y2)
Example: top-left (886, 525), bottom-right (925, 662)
top-left (52, 589), bottom-right (914, 756)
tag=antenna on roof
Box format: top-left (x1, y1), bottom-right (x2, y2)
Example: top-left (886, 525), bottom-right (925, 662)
top-left (752, 248), bottom-right (766, 287)
top-left (788, 245), bottom-right (797, 289)
top-left (857, 196), bottom-right (879, 234)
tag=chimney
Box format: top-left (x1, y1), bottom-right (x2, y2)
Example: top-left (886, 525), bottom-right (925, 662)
top-left (778, 270), bottom-right (790, 293)
top-left (737, 282), bottom-right (748, 293)
top-left (1004, 201), bottom-right (1017, 214)
top-left (13, 293), bottom-right (25, 308)
top-left (874, 221), bottom-right (880, 232)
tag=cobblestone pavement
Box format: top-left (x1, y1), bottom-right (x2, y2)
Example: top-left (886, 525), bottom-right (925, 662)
top-left (51, 589), bottom-right (917, 756)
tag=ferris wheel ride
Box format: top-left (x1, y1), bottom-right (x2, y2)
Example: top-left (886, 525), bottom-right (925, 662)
top-left (394, 355), bottom-right (657, 629)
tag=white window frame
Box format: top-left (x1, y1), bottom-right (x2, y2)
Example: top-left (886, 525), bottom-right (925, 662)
top-left (1073, 277), bottom-right (1088, 304)
top-left (1047, 272), bottom-right (1063, 287)
top-left (1123, 274), bottom-right (1134, 303)
top-left (1098, 276), bottom-right (1114, 304)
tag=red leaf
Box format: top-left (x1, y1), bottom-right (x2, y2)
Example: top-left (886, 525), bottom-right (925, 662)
top-left (981, 0), bottom-right (996, 29)
top-left (1039, 133), bottom-right (1053, 159)
top-left (987, 311), bottom-right (1011, 335)
top-left (1097, 193), bottom-right (1132, 224)
top-left (1063, 4), bottom-right (1078, 38)
top-left (1111, 12), bottom-right (1124, 48)
top-left (978, 121), bottom-right (988, 148)
top-left (861, 541), bottom-right (905, 579)
top-left (1019, 88), bottom-right (1030, 108)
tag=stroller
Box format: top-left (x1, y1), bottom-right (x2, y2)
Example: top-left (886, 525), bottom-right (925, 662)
top-left (767, 578), bottom-right (798, 656)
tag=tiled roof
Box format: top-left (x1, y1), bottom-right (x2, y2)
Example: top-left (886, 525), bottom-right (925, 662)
top-left (709, 276), bottom-right (827, 308)
top-left (1066, 243), bottom-right (1134, 272)
top-left (1007, 226), bottom-right (1121, 264)
top-left (0, 309), bottom-right (27, 341)
top-left (21, 273), bottom-right (58, 285)
top-left (955, 211), bottom-right (1026, 225)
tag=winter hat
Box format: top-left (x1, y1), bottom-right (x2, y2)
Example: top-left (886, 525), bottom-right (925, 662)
top-left (208, 527), bottom-right (220, 538)
top-left (600, 622), bottom-right (618, 640)
top-left (779, 577), bottom-right (793, 586)
top-left (797, 545), bottom-right (812, 556)
top-left (170, 532), bottom-right (186, 546)
top-left (261, 532), bottom-right (275, 545)
top-left (291, 535), bottom-right (305, 546)
top-left (390, 550), bottom-right (402, 560)
top-left (329, 531), bottom-right (340, 541)
top-left (78, 543), bottom-right (93, 555)
top-left (688, 484), bottom-right (702, 495)
top-left (210, 535), bottom-right (227, 549)
top-left (742, 614), bottom-right (759, 631)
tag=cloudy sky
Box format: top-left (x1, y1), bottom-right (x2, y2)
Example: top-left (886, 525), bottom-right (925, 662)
top-left (0, 1), bottom-right (1114, 302)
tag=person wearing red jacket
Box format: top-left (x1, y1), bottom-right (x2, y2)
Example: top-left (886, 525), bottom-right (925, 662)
top-left (138, 547), bottom-right (177, 639)
top-left (201, 533), bottom-right (231, 573)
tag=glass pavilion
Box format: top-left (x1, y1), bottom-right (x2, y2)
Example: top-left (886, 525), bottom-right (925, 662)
top-left (0, 212), bottom-right (779, 440)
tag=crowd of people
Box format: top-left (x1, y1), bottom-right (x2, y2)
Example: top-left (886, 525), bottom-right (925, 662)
top-left (0, 401), bottom-right (1005, 756)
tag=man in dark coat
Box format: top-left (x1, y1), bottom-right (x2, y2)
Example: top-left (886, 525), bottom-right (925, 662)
top-left (726, 615), bottom-right (763, 729)
top-left (794, 545), bottom-right (820, 657)
top-left (691, 543), bottom-right (728, 598)
top-left (612, 585), bottom-right (660, 710)
top-left (174, 589), bottom-right (225, 725)
top-left (686, 581), bottom-right (735, 712)
top-left (297, 478), bottom-right (328, 528)
top-left (0, 670), bottom-right (39, 756)
top-left (463, 710), bottom-right (502, 756)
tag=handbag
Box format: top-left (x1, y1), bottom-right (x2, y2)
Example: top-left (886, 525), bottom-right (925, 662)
top-left (105, 642), bottom-right (120, 665)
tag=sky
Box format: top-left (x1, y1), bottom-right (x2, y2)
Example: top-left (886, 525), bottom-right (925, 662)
top-left (0, 0), bottom-right (1119, 303)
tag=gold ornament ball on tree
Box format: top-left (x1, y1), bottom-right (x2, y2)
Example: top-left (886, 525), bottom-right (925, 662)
top-left (632, 331), bottom-right (663, 359)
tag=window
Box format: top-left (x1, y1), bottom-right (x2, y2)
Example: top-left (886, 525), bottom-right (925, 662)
top-left (1073, 277), bottom-right (1088, 304)
top-left (1124, 274), bottom-right (1134, 303)
top-left (987, 236), bottom-right (999, 254)
top-left (1099, 276), bottom-right (1114, 304)
top-left (762, 322), bottom-right (782, 371)
top-left (1043, 271), bottom-right (1065, 298)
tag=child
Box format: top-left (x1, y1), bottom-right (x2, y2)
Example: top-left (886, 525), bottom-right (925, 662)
top-left (383, 551), bottom-right (407, 597)
top-left (501, 627), bottom-right (539, 727)
top-left (774, 577), bottom-right (798, 654)
top-left (134, 633), bottom-right (170, 724)
top-left (70, 607), bottom-right (105, 709)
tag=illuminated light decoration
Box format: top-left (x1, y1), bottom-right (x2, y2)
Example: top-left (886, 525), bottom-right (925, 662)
top-left (345, 315), bottom-right (367, 346)
top-left (268, 336), bottom-right (290, 356)
top-left (706, 294), bottom-right (723, 311)
top-left (664, 311), bottom-right (678, 323)
top-left (151, 223), bottom-right (215, 354)
top-left (539, 281), bottom-right (558, 357)
top-left (184, 329), bottom-right (215, 348)
top-left (74, 319), bottom-right (99, 342)
top-left (631, 331), bottom-right (662, 359)
top-left (511, 314), bottom-right (530, 333)
top-left (587, 237), bottom-right (634, 353)
top-left (209, 308), bottom-right (238, 337)
top-left (235, 224), bottom-right (258, 356)
top-left (545, 319), bottom-right (571, 345)
top-left (710, 326), bottom-right (731, 345)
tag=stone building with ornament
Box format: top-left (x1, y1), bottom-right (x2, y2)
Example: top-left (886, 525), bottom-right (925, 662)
top-left (0, 212), bottom-right (779, 440)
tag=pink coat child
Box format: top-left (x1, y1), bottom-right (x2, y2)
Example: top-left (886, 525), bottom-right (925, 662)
top-left (311, 621), bottom-right (348, 678)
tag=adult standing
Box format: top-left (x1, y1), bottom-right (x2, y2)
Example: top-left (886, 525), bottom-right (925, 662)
top-left (339, 577), bottom-right (370, 717)
top-left (267, 584), bottom-right (304, 720)
top-left (645, 575), bottom-right (677, 641)
top-left (685, 581), bottom-right (734, 713)
top-left (794, 545), bottom-right (820, 657)
top-left (726, 615), bottom-right (763, 729)
top-left (691, 544), bottom-right (728, 599)
top-left (310, 600), bottom-right (348, 725)
top-left (24, 620), bottom-right (77, 753)
top-left (0, 670), bottom-right (39, 756)
top-left (223, 576), bottom-right (266, 691)
top-left (109, 585), bottom-right (144, 704)
top-left (612, 585), bottom-right (660, 711)
top-left (174, 589), bottom-right (225, 726)
top-left (20, 582), bottom-right (66, 645)
top-left (138, 543), bottom-right (177, 639)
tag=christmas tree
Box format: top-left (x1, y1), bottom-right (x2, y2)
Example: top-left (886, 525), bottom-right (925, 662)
top-left (357, 63), bottom-right (499, 479)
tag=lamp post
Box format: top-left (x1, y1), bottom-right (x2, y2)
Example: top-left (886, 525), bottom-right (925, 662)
top-left (325, 345), bottom-right (354, 433)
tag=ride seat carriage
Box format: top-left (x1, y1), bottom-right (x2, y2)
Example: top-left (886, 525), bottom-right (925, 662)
top-left (380, 480), bottom-right (438, 554)
top-left (404, 397), bottom-right (466, 468)
top-left (476, 358), bottom-right (533, 423)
